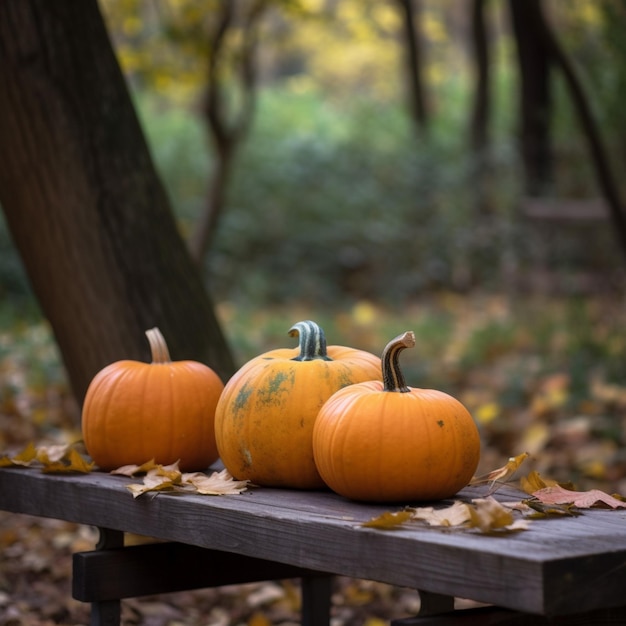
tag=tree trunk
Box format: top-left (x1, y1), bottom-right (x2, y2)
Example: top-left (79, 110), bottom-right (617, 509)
top-left (0, 0), bottom-right (236, 406)
top-left (535, 2), bottom-right (626, 263)
top-left (469, 0), bottom-right (490, 156)
top-left (396, 0), bottom-right (428, 136)
top-left (189, 0), bottom-right (266, 265)
top-left (509, 0), bottom-right (553, 196)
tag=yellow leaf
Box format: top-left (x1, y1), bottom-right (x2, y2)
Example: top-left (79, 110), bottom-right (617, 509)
top-left (362, 510), bottom-right (413, 529)
top-left (9, 442), bottom-right (38, 466)
top-left (248, 612), bottom-right (272, 626)
top-left (475, 402), bottom-right (499, 425)
top-left (42, 447), bottom-right (95, 474)
top-left (520, 470), bottom-right (574, 495)
top-left (36, 443), bottom-right (70, 464)
top-left (520, 422), bottom-right (550, 455)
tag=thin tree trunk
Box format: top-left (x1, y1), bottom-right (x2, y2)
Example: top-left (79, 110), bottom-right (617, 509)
top-left (535, 2), bottom-right (626, 263)
top-left (469, 0), bottom-right (490, 155)
top-left (0, 0), bottom-right (236, 405)
top-left (189, 0), bottom-right (266, 265)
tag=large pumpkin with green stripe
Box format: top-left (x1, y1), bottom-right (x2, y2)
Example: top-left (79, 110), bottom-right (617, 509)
top-left (214, 320), bottom-right (381, 489)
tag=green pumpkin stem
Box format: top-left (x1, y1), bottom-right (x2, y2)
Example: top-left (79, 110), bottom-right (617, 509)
top-left (382, 331), bottom-right (415, 393)
top-left (289, 320), bottom-right (333, 362)
top-left (145, 327), bottom-right (172, 364)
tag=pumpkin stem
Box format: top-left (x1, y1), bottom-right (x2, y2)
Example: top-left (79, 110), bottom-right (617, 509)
top-left (145, 327), bottom-right (172, 364)
top-left (288, 320), bottom-right (333, 361)
top-left (382, 331), bottom-right (415, 393)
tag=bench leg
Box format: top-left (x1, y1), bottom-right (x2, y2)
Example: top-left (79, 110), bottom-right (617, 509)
top-left (90, 599), bottom-right (121, 626)
top-left (301, 575), bottom-right (333, 626)
top-left (90, 528), bottom-right (124, 626)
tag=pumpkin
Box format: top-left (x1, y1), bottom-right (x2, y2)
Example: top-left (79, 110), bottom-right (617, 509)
top-left (82, 327), bottom-right (224, 471)
top-left (312, 330), bottom-right (480, 502)
top-left (214, 320), bottom-right (382, 489)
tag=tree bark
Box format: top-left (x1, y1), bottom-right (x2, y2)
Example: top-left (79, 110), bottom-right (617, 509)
top-left (0, 0), bottom-right (236, 405)
top-left (189, 0), bottom-right (266, 265)
top-left (396, 0), bottom-right (428, 136)
top-left (469, 0), bottom-right (490, 156)
top-left (535, 2), bottom-right (626, 263)
top-left (509, 0), bottom-right (553, 196)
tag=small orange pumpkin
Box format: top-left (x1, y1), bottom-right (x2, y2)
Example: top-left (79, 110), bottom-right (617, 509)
top-left (312, 330), bottom-right (481, 502)
top-left (214, 320), bottom-right (382, 489)
top-left (82, 327), bottom-right (224, 471)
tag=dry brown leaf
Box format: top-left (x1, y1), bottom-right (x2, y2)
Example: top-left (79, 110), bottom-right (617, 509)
top-left (42, 448), bottom-right (95, 474)
top-left (519, 470), bottom-right (574, 495)
top-left (127, 469), bottom-right (181, 498)
top-left (468, 497), bottom-right (530, 532)
top-left (532, 485), bottom-right (626, 509)
top-left (126, 466), bottom-right (249, 498)
top-left (36, 443), bottom-right (71, 464)
top-left (470, 452), bottom-right (529, 493)
top-left (362, 498), bottom-right (529, 534)
top-left (182, 469), bottom-right (250, 495)
top-left (111, 459), bottom-right (159, 476)
top-left (0, 442), bottom-right (94, 473)
top-left (411, 501), bottom-right (471, 527)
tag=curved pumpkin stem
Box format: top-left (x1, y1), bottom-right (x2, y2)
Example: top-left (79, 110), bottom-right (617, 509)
top-left (288, 320), bottom-right (332, 362)
top-left (382, 331), bottom-right (415, 393)
top-left (145, 327), bottom-right (172, 364)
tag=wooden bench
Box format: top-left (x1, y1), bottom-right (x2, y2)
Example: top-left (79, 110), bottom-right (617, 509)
top-left (2, 466), bottom-right (626, 625)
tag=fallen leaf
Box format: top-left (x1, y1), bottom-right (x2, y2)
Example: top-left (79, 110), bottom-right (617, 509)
top-left (0, 442), bottom-right (94, 473)
top-left (127, 469), bottom-right (180, 498)
top-left (126, 466), bottom-right (250, 498)
top-left (523, 499), bottom-right (579, 518)
top-left (362, 510), bottom-right (413, 530)
top-left (470, 452), bottom-right (529, 493)
top-left (183, 469), bottom-right (250, 495)
top-left (467, 497), bottom-right (530, 533)
top-left (411, 501), bottom-right (471, 527)
top-left (532, 485), bottom-right (626, 509)
top-left (1, 442), bottom-right (38, 467)
top-left (42, 448), bottom-right (95, 474)
top-left (36, 443), bottom-right (71, 464)
top-left (111, 459), bottom-right (159, 476)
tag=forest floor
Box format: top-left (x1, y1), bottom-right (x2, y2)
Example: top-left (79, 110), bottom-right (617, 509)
top-left (2, 292), bottom-right (626, 625)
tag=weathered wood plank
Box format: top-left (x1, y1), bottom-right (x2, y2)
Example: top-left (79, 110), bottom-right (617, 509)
top-left (2, 467), bottom-right (626, 617)
top-left (72, 542), bottom-right (327, 601)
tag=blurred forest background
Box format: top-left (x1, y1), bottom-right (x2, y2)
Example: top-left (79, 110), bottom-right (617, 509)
top-left (4, 2), bottom-right (626, 624)
top-left (4, 0), bottom-right (626, 487)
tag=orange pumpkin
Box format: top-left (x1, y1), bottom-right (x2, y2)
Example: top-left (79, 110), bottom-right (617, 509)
top-left (312, 330), bottom-right (481, 502)
top-left (214, 320), bottom-right (382, 489)
top-left (82, 327), bottom-right (224, 471)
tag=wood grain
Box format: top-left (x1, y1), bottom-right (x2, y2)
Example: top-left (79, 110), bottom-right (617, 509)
top-left (2, 467), bottom-right (626, 616)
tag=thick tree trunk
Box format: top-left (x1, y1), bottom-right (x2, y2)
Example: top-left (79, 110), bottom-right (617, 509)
top-left (0, 0), bottom-right (236, 405)
top-left (509, 0), bottom-right (553, 196)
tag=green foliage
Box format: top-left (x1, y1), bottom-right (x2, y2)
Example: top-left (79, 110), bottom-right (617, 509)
top-left (191, 86), bottom-right (518, 306)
